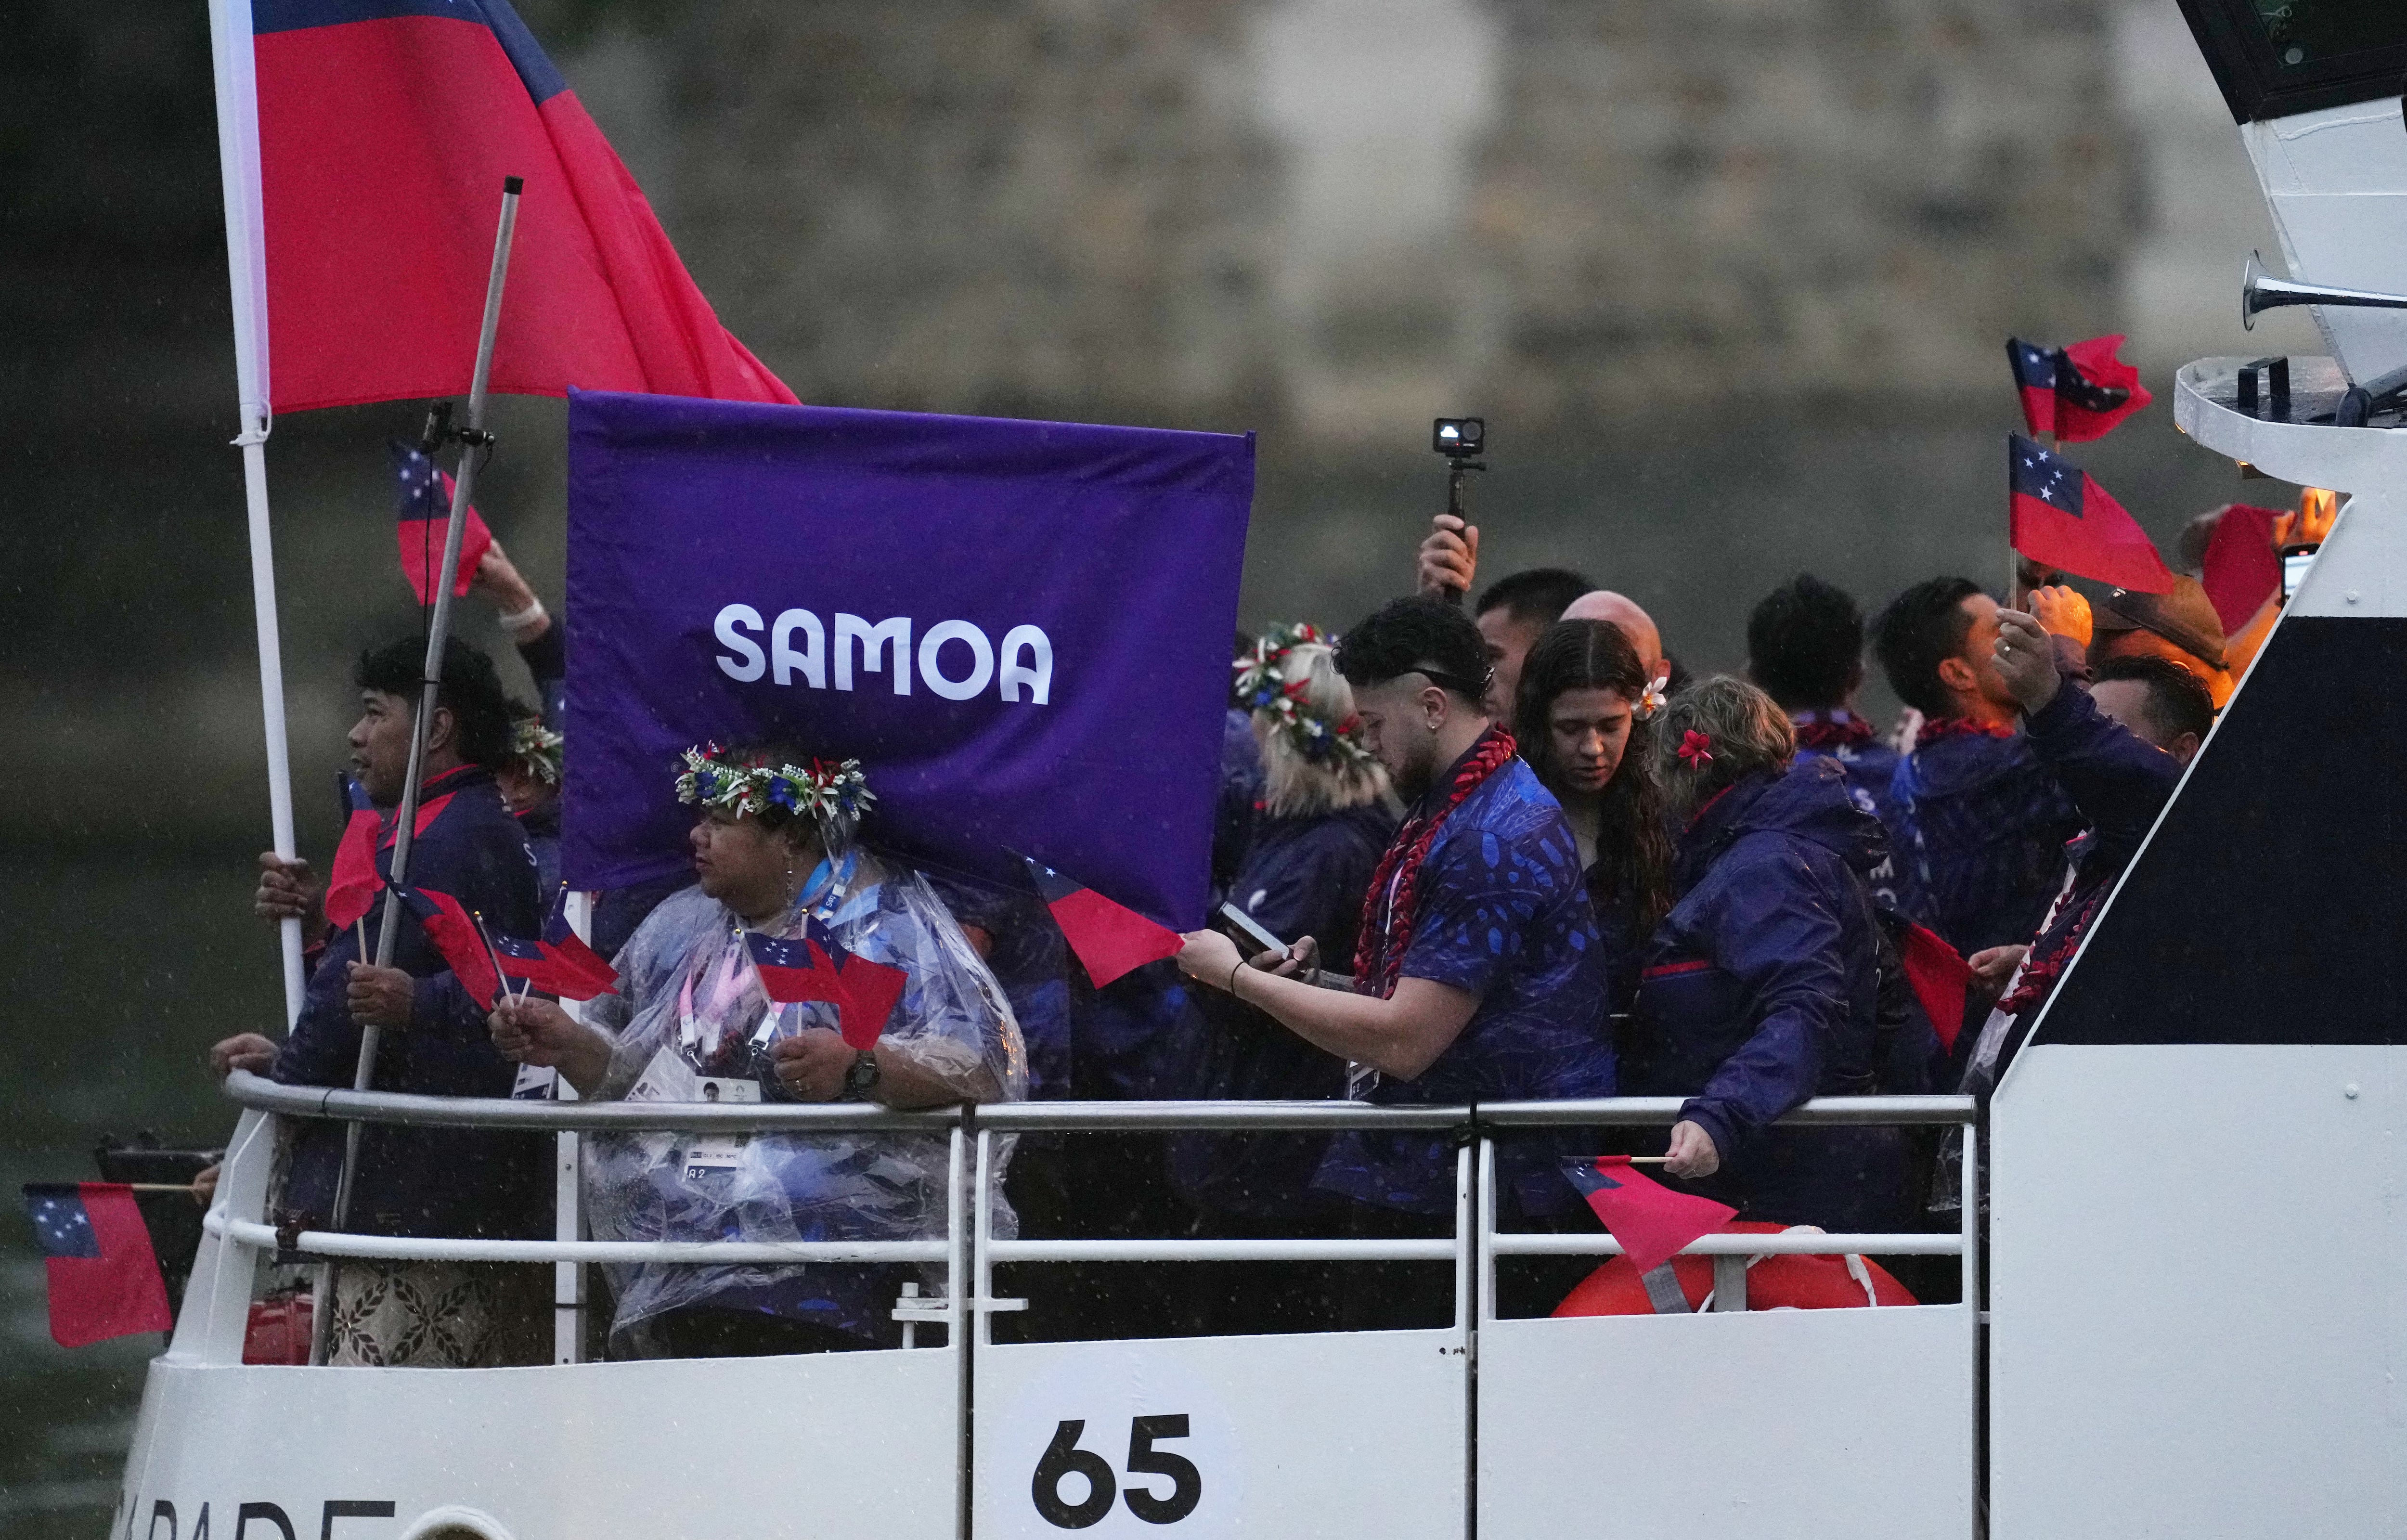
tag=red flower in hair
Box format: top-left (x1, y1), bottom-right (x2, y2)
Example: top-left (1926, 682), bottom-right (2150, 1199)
top-left (1677, 729), bottom-right (1715, 769)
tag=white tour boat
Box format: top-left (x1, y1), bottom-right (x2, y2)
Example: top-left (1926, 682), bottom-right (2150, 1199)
top-left (108, 2), bottom-right (2407, 1536)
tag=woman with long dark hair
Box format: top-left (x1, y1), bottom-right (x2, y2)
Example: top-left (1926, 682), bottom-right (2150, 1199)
top-left (1512, 619), bottom-right (1674, 1009)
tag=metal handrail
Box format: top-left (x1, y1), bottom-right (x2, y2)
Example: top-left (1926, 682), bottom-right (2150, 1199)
top-left (224, 1069), bottom-right (962, 1133)
top-left (205, 1212), bottom-right (948, 1267)
top-left (225, 1071), bottom-right (1974, 1134)
top-left (1479, 1095), bottom-right (1977, 1127)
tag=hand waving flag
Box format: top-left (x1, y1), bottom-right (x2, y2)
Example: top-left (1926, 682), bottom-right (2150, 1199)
top-left (1563, 1156), bottom-right (1736, 1274)
top-left (2009, 436), bottom-right (2176, 595)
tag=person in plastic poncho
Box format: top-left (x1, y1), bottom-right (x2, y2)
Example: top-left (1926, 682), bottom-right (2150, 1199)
top-left (490, 743), bottom-right (1025, 1358)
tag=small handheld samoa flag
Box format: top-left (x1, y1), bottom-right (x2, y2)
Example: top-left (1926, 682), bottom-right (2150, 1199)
top-left (2009, 435), bottom-right (2176, 595)
top-left (323, 775), bottom-right (383, 934)
top-left (508, 883), bottom-right (618, 998)
top-left (390, 440), bottom-right (493, 606)
top-left (745, 930), bottom-right (907, 1051)
top-left (489, 932), bottom-right (580, 1000)
top-left (1562, 1156), bottom-right (1736, 1275)
top-left (21, 1184), bottom-right (172, 1347)
top-left (392, 883), bottom-right (502, 1009)
top-left (2006, 335), bottom-right (2151, 443)
top-left (1022, 854), bottom-right (1183, 988)
top-left (1898, 921), bottom-right (1972, 1056)
top-left (324, 775), bottom-right (460, 934)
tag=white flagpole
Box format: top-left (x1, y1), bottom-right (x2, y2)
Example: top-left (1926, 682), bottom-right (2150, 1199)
top-left (207, 0), bottom-right (305, 1027)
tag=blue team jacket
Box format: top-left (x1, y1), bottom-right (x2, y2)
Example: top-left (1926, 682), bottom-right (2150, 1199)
top-left (1626, 758), bottom-right (1908, 1232)
top-left (274, 763), bottom-right (548, 1239)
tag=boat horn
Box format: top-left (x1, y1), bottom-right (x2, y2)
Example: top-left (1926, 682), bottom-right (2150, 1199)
top-left (2243, 250), bottom-right (2407, 331)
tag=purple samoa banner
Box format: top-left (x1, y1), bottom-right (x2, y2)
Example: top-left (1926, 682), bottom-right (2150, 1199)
top-left (560, 389), bottom-right (1254, 929)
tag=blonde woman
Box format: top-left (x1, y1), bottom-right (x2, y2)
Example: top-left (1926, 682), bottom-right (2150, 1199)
top-left (1169, 624), bottom-right (1397, 1332)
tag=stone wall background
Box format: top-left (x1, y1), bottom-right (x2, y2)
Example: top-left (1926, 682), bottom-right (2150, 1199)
top-left (0, 0), bottom-right (2327, 865)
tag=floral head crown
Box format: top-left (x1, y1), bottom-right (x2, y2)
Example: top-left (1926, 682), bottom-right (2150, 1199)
top-left (1231, 621), bottom-right (1375, 770)
top-left (509, 718), bottom-right (565, 785)
top-left (674, 743), bottom-right (875, 839)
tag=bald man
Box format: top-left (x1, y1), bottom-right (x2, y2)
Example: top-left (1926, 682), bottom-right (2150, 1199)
top-left (1560, 591), bottom-right (1665, 681)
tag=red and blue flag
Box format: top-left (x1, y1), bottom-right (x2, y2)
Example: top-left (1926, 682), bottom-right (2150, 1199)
top-left (745, 929), bottom-right (906, 1050)
top-left (2006, 335), bottom-right (2151, 442)
top-left (391, 881), bottom-right (502, 1009)
top-left (390, 440), bottom-right (492, 605)
top-left (324, 775), bottom-right (383, 933)
top-left (20, 1184), bottom-right (173, 1348)
top-left (324, 775), bottom-right (459, 934)
top-left (513, 883), bottom-right (618, 998)
top-left (215, 0), bottom-right (794, 412)
top-left (1022, 854), bottom-right (1183, 989)
top-left (1562, 1156), bottom-right (1736, 1275)
top-left (2009, 435), bottom-right (2176, 595)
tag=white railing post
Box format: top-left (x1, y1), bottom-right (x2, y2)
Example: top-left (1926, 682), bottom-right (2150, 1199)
top-left (952, 1120), bottom-right (972, 1540)
top-left (1963, 1120), bottom-right (1983, 1540)
top-left (553, 890), bottom-right (596, 1364)
top-left (170, 1109), bottom-right (277, 1366)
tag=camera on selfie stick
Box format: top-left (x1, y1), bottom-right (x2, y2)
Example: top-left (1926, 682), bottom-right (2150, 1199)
top-left (1432, 417), bottom-right (1486, 608)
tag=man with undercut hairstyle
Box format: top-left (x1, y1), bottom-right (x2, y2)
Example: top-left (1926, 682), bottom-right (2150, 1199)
top-left (1176, 595), bottom-right (1611, 1327)
top-left (1873, 577), bottom-right (2081, 955)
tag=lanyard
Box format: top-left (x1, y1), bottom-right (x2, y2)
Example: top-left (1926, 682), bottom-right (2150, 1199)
top-left (676, 849), bottom-right (863, 1051)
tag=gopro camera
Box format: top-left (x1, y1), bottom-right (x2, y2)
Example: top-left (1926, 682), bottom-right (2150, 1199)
top-left (1432, 417), bottom-right (1485, 458)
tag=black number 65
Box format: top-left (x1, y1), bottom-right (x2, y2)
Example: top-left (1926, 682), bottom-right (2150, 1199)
top-left (1123, 1414), bottom-right (1202, 1524)
top-left (1031, 1415), bottom-right (1202, 1527)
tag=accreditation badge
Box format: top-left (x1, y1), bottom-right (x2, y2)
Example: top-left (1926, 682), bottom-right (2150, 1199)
top-left (681, 1076), bottom-right (761, 1178)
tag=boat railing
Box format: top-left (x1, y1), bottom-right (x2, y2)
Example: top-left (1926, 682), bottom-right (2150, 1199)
top-left (202, 1071), bottom-right (1977, 1359)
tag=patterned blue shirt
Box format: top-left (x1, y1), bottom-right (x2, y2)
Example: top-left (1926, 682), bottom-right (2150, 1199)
top-left (1316, 753), bottom-right (1614, 1216)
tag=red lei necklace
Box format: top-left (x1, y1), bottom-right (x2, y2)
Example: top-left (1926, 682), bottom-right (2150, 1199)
top-left (1794, 714), bottom-right (1876, 752)
top-left (1915, 717), bottom-right (2017, 750)
top-left (1354, 725), bottom-right (1518, 1000)
top-left (1997, 881), bottom-right (2108, 1017)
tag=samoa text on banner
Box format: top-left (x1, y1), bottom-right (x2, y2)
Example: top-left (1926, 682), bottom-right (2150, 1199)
top-left (562, 389), bottom-right (1255, 931)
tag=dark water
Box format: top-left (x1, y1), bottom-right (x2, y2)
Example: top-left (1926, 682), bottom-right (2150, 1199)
top-left (0, 855), bottom-right (269, 1532)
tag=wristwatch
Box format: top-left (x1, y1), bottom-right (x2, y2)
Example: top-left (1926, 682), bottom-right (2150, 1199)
top-left (841, 1049), bottom-right (882, 1101)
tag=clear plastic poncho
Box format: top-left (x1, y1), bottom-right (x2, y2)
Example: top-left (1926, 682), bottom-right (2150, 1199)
top-left (582, 850), bottom-right (1025, 1348)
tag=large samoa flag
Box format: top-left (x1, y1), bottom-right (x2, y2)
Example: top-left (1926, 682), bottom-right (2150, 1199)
top-left (562, 390), bottom-right (1255, 931)
top-left (209, 0), bottom-right (793, 413)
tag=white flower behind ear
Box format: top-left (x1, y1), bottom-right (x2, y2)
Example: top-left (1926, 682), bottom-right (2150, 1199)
top-left (1636, 674), bottom-right (1669, 721)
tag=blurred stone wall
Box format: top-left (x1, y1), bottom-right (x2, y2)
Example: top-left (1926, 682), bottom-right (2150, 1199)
top-left (660, 0), bottom-right (1287, 427)
top-left (1465, 0), bottom-right (2129, 427)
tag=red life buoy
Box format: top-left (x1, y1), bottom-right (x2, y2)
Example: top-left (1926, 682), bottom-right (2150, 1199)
top-left (1552, 1221), bottom-right (1918, 1316)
